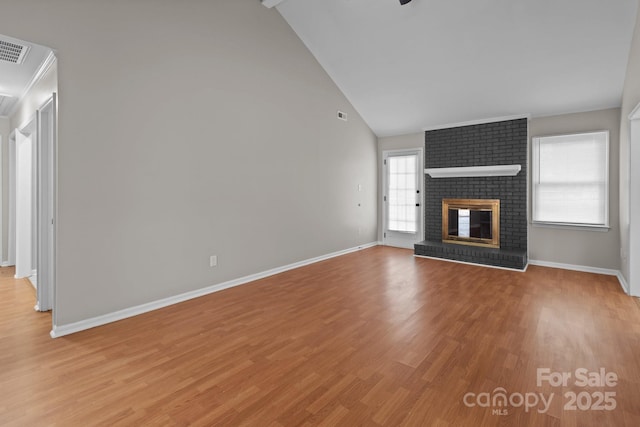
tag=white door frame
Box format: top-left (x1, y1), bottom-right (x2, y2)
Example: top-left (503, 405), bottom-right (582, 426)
top-left (629, 102), bottom-right (640, 297)
top-left (7, 130), bottom-right (16, 267)
top-left (35, 94), bottom-right (56, 312)
top-left (382, 148), bottom-right (424, 249)
top-left (0, 134), bottom-right (3, 265)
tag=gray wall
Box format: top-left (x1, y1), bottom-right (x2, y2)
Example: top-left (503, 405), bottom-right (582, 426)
top-left (377, 132), bottom-right (423, 241)
top-left (0, 0), bottom-right (377, 327)
top-left (619, 5), bottom-right (640, 283)
top-left (529, 108), bottom-right (621, 270)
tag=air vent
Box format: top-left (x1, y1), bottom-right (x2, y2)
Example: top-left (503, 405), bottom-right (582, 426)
top-left (0, 39), bottom-right (30, 64)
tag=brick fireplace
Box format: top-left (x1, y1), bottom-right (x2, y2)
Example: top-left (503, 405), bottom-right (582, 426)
top-left (414, 118), bottom-right (528, 270)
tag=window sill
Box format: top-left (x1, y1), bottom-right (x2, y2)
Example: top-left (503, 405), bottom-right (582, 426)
top-left (531, 222), bottom-right (610, 232)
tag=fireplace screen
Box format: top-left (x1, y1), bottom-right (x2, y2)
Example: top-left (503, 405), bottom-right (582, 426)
top-left (442, 199), bottom-right (500, 248)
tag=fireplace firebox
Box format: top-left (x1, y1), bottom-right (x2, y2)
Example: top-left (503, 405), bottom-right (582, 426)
top-left (442, 199), bottom-right (500, 248)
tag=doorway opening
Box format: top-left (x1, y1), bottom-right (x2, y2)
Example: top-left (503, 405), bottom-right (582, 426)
top-left (10, 95), bottom-right (56, 312)
top-left (1, 32), bottom-right (57, 320)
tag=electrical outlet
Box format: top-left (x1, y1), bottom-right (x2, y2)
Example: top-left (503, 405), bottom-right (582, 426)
top-left (210, 255), bottom-right (218, 267)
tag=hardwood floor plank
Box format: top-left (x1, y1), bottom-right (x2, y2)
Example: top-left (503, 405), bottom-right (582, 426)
top-left (1, 247), bottom-right (639, 426)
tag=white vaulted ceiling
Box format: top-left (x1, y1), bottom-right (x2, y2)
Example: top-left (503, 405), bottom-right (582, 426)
top-left (276, 0), bottom-right (638, 137)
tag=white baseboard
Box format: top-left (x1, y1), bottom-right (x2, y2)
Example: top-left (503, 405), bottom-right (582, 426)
top-left (29, 269), bottom-right (38, 289)
top-left (1, 262), bottom-right (12, 268)
top-left (528, 259), bottom-right (628, 294)
top-left (413, 254), bottom-right (529, 272)
top-left (617, 272), bottom-right (630, 294)
top-left (50, 241), bottom-right (379, 338)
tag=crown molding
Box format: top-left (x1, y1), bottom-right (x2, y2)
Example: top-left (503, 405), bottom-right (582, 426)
top-left (422, 114), bottom-right (530, 132)
top-left (7, 51), bottom-right (57, 118)
top-left (262, 0), bottom-right (285, 8)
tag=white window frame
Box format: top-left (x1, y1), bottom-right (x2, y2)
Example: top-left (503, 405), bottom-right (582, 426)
top-left (531, 130), bottom-right (609, 230)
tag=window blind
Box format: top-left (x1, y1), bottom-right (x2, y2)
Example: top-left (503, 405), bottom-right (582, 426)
top-left (532, 131), bottom-right (609, 227)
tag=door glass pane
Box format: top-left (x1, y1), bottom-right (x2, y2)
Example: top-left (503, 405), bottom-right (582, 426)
top-left (387, 154), bottom-right (417, 233)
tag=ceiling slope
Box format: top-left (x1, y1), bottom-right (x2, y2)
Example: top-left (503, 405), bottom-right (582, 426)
top-left (277, 0), bottom-right (638, 136)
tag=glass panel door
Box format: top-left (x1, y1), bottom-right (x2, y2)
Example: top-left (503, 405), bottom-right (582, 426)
top-left (383, 150), bottom-right (422, 249)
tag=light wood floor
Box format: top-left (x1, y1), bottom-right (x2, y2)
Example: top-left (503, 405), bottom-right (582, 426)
top-left (1, 246), bottom-right (640, 426)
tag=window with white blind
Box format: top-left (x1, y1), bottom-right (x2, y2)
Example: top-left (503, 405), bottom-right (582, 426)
top-left (532, 131), bottom-right (609, 228)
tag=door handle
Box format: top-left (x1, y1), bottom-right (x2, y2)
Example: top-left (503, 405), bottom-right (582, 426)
top-left (416, 203), bottom-right (421, 207)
